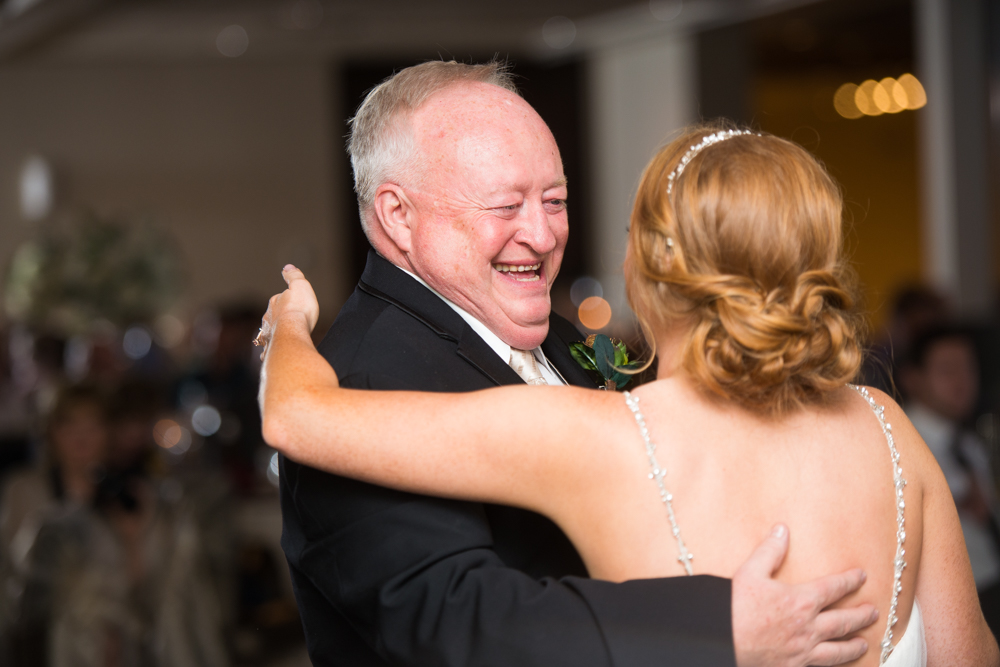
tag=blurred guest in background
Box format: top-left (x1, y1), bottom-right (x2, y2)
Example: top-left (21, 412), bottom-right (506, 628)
top-left (0, 379), bottom-right (234, 667)
top-left (1, 384), bottom-right (108, 579)
top-left (0, 384), bottom-right (113, 665)
top-left (862, 285), bottom-right (951, 395)
top-left (180, 304), bottom-right (265, 496)
top-left (899, 325), bottom-right (1000, 634)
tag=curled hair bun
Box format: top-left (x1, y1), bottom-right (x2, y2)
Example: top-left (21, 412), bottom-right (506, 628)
top-left (625, 123), bottom-right (864, 412)
top-left (684, 270), bottom-right (863, 411)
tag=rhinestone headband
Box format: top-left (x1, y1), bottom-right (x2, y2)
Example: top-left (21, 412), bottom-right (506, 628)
top-left (666, 129), bottom-right (758, 196)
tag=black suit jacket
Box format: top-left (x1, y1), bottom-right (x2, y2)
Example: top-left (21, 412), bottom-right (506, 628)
top-left (280, 250), bottom-right (735, 666)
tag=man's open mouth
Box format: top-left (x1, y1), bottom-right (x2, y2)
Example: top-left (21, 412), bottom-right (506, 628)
top-left (493, 262), bottom-right (542, 282)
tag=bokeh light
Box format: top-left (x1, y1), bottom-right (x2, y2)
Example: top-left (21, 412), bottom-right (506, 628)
top-left (123, 325), bottom-right (152, 360)
top-left (191, 405), bottom-right (222, 437)
top-left (542, 16), bottom-right (576, 49)
top-left (217, 24), bottom-right (249, 57)
top-left (19, 155), bottom-right (55, 221)
top-left (153, 419), bottom-right (191, 453)
top-left (870, 79), bottom-right (893, 114)
top-left (833, 83), bottom-right (863, 119)
top-left (578, 296), bottom-right (612, 330)
top-left (834, 74), bottom-right (927, 119)
top-left (897, 73), bottom-right (927, 109)
top-left (570, 276), bottom-right (603, 307)
top-left (855, 80), bottom-right (883, 116)
top-left (880, 77), bottom-right (905, 113)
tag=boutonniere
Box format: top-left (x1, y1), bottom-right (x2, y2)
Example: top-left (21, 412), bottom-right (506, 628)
top-left (569, 334), bottom-right (640, 391)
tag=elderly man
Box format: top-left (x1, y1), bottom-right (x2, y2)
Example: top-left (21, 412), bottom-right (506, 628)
top-left (279, 61), bottom-right (876, 667)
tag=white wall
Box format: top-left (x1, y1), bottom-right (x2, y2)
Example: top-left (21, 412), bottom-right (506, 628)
top-left (0, 62), bottom-right (343, 325)
top-left (586, 34), bottom-right (697, 330)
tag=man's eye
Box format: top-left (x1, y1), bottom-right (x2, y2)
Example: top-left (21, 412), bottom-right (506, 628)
top-left (546, 199), bottom-right (567, 210)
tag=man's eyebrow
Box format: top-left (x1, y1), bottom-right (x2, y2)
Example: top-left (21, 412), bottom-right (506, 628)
top-left (485, 177), bottom-right (568, 197)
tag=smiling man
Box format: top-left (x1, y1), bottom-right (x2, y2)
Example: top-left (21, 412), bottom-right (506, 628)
top-left (278, 61), bottom-right (876, 667)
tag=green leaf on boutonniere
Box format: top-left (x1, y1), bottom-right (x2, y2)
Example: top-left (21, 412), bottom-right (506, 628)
top-left (569, 341), bottom-right (599, 373)
top-left (569, 334), bottom-right (640, 391)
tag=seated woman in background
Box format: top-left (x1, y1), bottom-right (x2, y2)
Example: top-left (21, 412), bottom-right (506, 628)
top-left (0, 384), bottom-right (112, 664)
top-left (258, 126), bottom-right (998, 666)
top-left (0, 384), bottom-right (108, 578)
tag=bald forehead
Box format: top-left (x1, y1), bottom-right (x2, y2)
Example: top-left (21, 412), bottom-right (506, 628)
top-left (411, 82), bottom-right (550, 148)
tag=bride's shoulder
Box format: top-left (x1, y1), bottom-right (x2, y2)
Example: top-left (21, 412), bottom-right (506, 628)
top-left (846, 384), bottom-right (938, 487)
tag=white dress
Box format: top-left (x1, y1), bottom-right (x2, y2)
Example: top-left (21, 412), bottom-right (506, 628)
top-left (623, 386), bottom-right (928, 666)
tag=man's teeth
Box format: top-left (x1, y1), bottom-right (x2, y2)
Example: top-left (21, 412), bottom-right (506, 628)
top-left (493, 263), bottom-right (541, 272)
top-left (493, 263), bottom-right (542, 282)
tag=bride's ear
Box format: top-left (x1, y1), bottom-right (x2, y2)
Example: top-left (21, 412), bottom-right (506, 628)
top-left (373, 184), bottom-right (416, 253)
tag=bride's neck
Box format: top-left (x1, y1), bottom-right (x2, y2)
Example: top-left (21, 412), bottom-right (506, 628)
top-left (653, 322), bottom-right (691, 381)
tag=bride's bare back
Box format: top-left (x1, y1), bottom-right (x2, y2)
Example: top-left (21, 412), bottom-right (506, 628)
top-left (545, 380), bottom-right (928, 667)
top-left (260, 361), bottom-right (981, 666)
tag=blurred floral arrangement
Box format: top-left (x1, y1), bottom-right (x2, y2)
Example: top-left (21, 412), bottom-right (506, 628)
top-left (3, 213), bottom-right (184, 336)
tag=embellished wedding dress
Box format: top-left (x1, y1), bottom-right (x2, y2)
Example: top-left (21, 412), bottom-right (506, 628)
top-left (623, 385), bottom-right (928, 666)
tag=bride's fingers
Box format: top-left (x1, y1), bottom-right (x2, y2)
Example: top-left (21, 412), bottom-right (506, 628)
top-left (806, 636), bottom-right (869, 666)
top-left (278, 264), bottom-right (319, 332)
top-left (282, 264), bottom-right (306, 286)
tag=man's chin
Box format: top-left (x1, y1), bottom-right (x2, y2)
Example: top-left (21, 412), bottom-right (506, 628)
top-left (498, 320), bottom-right (550, 351)
top-left (485, 298), bottom-right (553, 349)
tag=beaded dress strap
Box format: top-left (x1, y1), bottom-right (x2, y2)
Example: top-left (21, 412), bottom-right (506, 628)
top-left (851, 385), bottom-right (908, 665)
top-left (623, 391), bottom-right (693, 576)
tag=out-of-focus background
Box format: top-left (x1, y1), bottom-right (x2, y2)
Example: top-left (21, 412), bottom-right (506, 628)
top-left (0, 0), bottom-right (997, 665)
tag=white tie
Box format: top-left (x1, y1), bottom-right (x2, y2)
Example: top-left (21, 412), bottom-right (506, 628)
top-left (509, 348), bottom-right (547, 385)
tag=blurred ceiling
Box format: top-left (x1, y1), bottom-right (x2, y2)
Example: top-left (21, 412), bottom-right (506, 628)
top-left (0, 0), bottom-right (832, 64)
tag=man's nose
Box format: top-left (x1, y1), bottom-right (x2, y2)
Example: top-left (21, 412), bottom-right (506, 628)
top-left (514, 201), bottom-right (558, 254)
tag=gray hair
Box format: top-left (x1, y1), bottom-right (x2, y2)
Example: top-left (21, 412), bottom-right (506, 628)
top-left (347, 60), bottom-right (518, 237)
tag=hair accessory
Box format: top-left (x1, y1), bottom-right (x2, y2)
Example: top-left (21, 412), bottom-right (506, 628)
top-left (666, 129), bottom-right (758, 196)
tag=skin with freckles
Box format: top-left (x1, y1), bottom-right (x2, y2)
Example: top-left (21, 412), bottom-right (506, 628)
top-left (367, 82), bottom-right (568, 350)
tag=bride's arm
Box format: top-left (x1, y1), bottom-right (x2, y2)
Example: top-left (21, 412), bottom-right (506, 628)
top-left (874, 391), bottom-right (999, 665)
top-left (258, 266), bottom-right (621, 521)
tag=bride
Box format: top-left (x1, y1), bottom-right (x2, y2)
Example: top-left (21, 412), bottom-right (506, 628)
top-left (257, 126), bottom-right (997, 666)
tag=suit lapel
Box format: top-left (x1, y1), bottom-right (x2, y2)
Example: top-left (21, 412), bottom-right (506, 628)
top-left (359, 250), bottom-right (526, 387)
top-left (456, 329), bottom-right (524, 387)
top-left (542, 326), bottom-right (600, 389)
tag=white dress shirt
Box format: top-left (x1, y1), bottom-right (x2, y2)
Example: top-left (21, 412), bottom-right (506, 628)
top-left (400, 268), bottom-right (565, 386)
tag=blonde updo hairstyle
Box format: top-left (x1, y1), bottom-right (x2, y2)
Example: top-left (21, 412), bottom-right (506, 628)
top-left (626, 124), bottom-right (863, 413)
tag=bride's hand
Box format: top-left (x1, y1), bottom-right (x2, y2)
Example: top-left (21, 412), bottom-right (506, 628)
top-left (257, 265), bottom-right (320, 360)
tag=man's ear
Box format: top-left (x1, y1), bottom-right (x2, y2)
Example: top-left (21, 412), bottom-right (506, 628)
top-left (372, 184), bottom-right (416, 253)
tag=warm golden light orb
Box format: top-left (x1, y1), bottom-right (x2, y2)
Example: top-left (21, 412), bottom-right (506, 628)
top-left (578, 296), bottom-right (612, 330)
top-left (833, 73), bottom-right (927, 119)
top-left (834, 83), bottom-right (863, 119)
